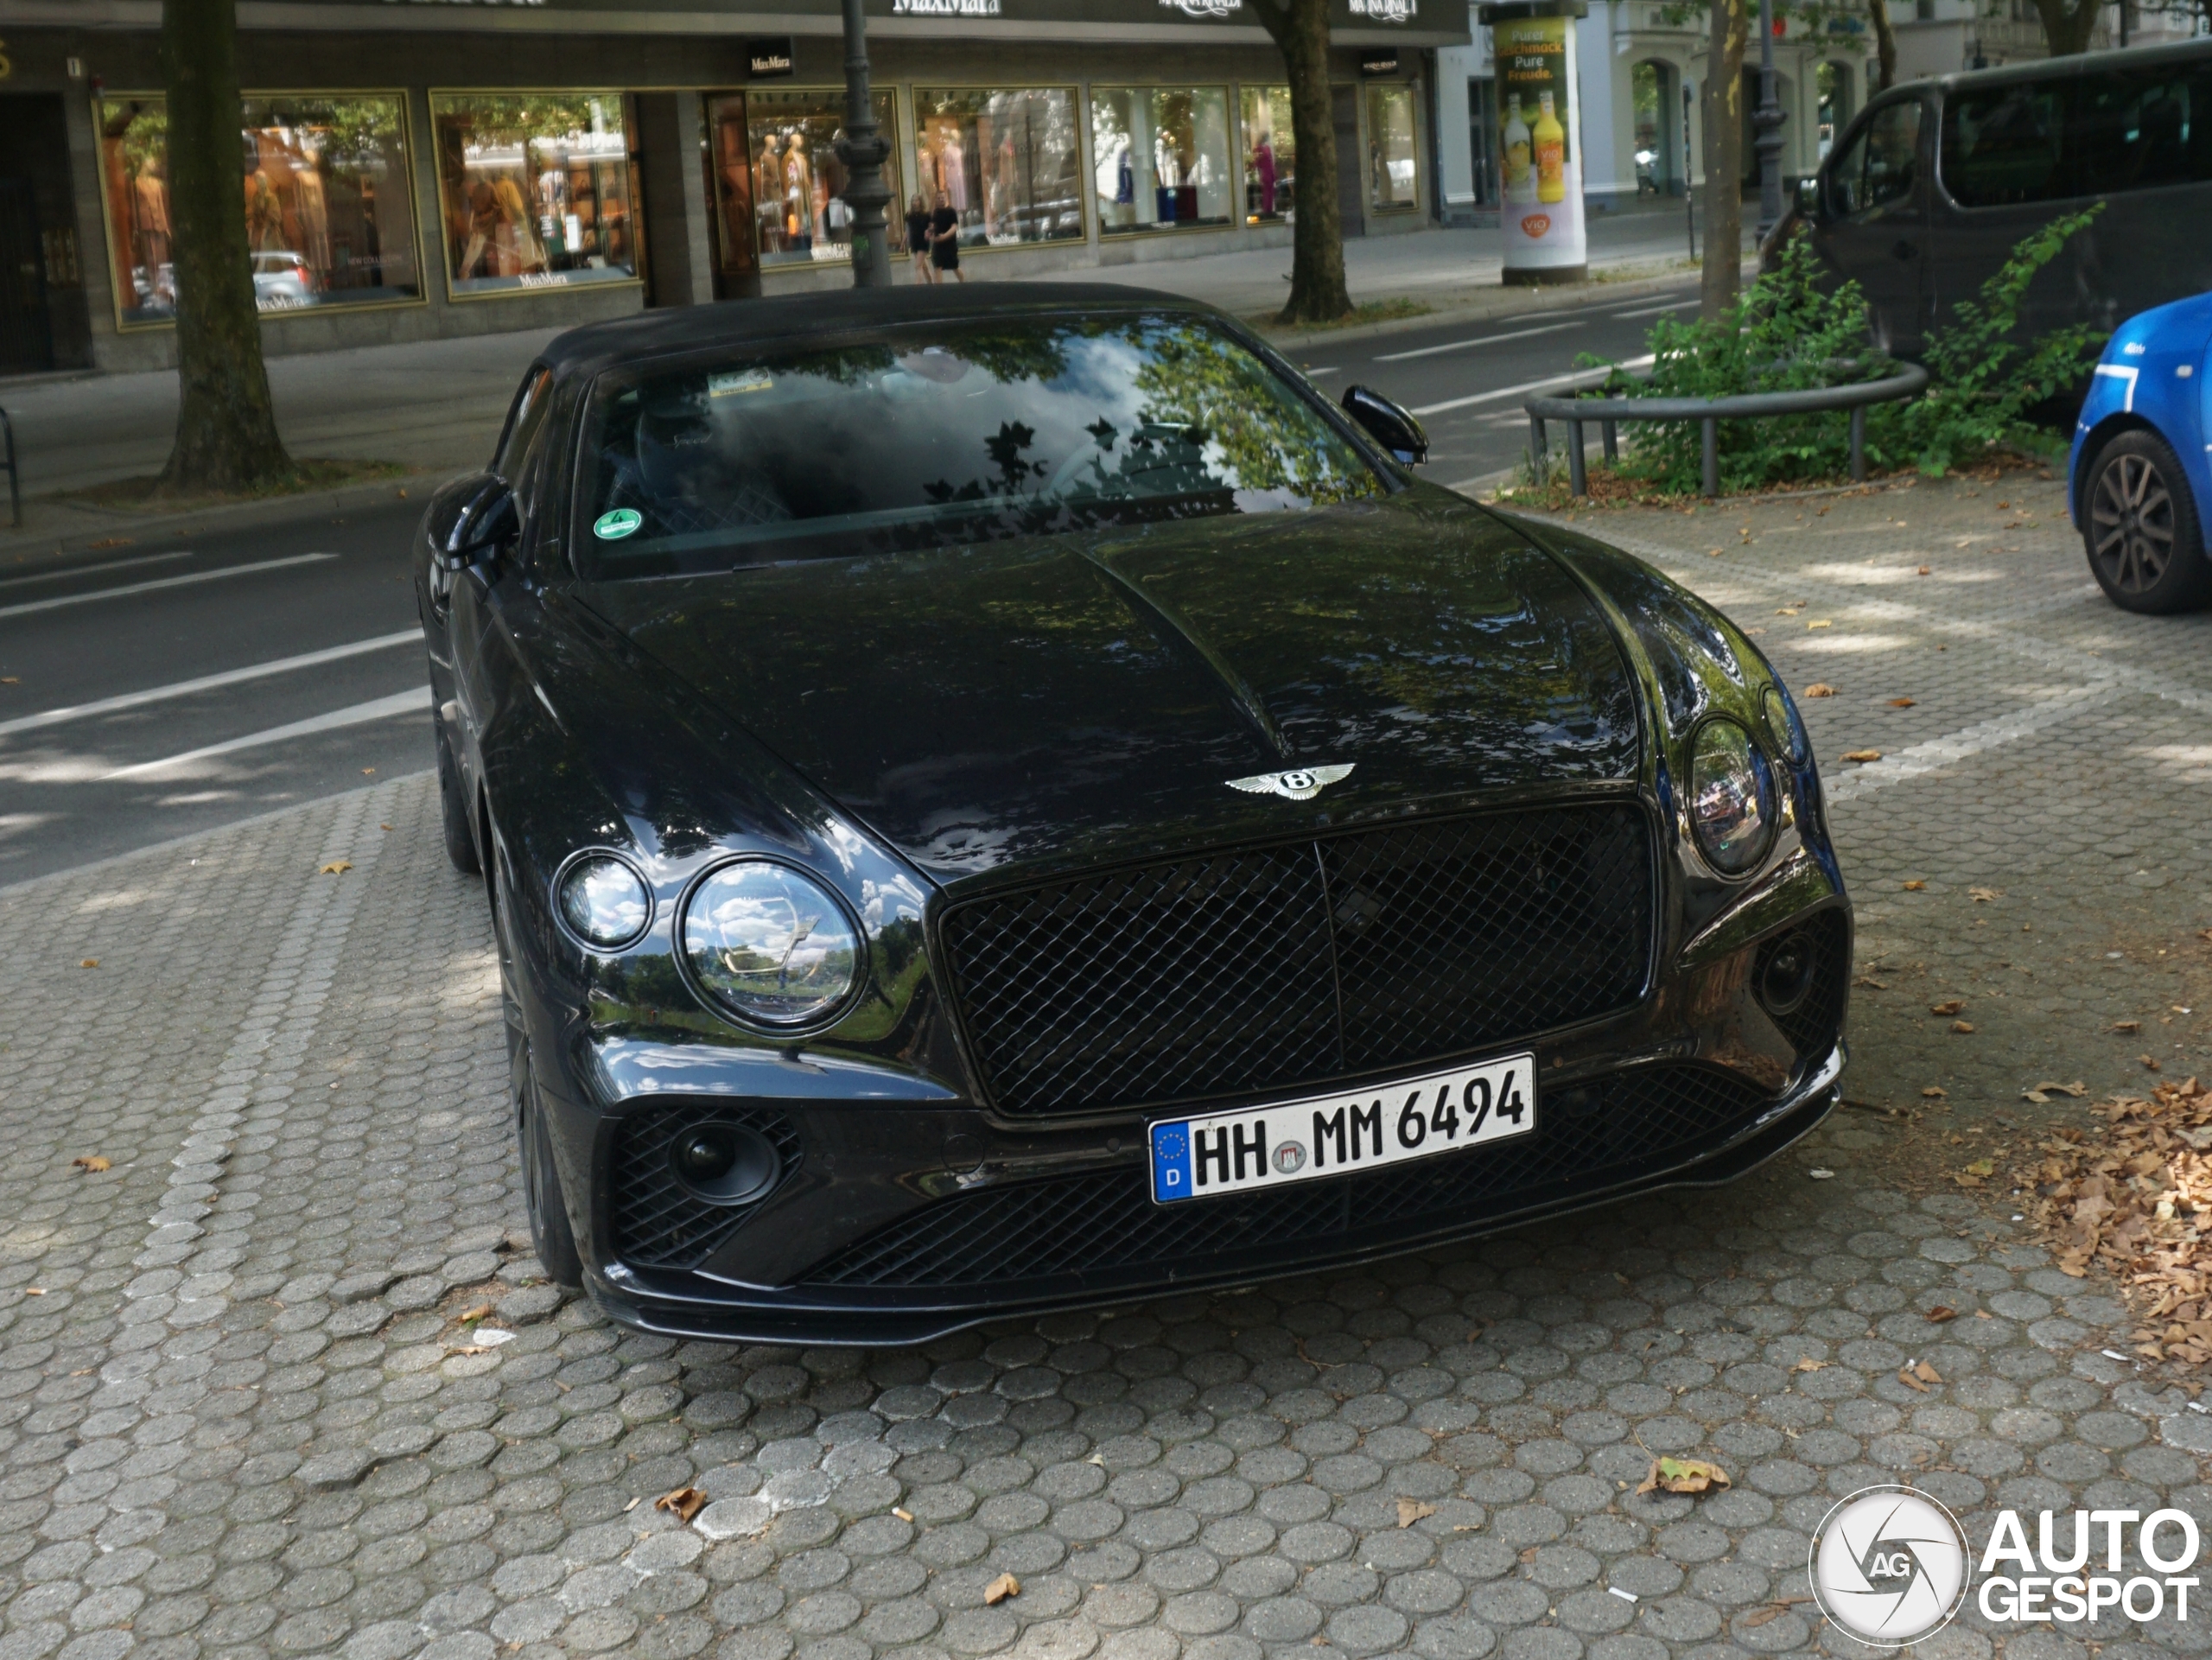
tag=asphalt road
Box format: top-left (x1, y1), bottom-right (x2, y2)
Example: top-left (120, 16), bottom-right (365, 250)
top-left (0, 277), bottom-right (1697, 886)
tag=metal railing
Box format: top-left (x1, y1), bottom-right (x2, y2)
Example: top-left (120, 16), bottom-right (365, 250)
top-left (0, 407), bottom-right (17, 530)
top-left (1525, 359), bottom-right (1929, 499)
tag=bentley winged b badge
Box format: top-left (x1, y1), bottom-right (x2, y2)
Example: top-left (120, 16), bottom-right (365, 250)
top-left (1224, 764), bottom-right (1355, 801)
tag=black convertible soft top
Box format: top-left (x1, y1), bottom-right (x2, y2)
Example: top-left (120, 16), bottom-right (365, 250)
top-left (540, 283), bottom-right (1213, 379)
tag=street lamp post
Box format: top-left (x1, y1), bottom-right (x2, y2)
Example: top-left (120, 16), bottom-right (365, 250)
top-left (834, 0), bottom-right (894, 287)
top-left (1753, 0), bottom-right (1787, 240)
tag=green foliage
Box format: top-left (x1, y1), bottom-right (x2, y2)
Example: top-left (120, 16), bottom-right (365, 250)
top-left (1872, 205), bottom-right (2106, 476)
top-left (1583, 233), bottom-right (1876, 494)
top-left (1575, 209), bottom-right (2104, 495)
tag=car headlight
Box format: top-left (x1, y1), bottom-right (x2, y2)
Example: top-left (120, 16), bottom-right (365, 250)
top-left (681, 860), bottom-right (861, 1027)
top-left (557, 855), bottom-right (652, 949)
top-left (1687, 718), bottom-right (1775, 875)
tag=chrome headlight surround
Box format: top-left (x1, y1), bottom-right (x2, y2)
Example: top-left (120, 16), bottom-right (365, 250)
top-left (1684, 716), bottom-right (1777, 878)
top-left (554, 850), bottom-right (654, 951)
top-left (677, 856), bottom-right (866, 1031)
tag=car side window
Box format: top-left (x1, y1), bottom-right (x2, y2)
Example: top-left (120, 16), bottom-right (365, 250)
top-left (1942, 81), bottom-right (2069, 207)
top-left (1826, 99), bottom-right (1922, 218)
top-left (2069, 66), bottom-right (2212, 194)
top-left (494, 367), bottom-right (554, 478)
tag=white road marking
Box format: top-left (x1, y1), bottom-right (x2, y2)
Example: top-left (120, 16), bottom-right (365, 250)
top-left (1373, 321), bottom-right (1584, 363)
top-left (101, 686), bottom-right (430, 779)
top-left (0, 550), bottom-right (194, 590)
top-left (0, 552), bottom-right (336, 620)
top-left (1412, 355), bottom-right (1656, 417)
top-left (1607, 300), bottom-right (1695, 319)
top-left (0, 630), bottom-right (420, 741)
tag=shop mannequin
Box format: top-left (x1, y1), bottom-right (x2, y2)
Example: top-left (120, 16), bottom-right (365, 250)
top-left (756, 134), bottom-right (785, 253)
top-left (293, 164), bottom-right (330, 277)
top-left (132, 156), bottom-right (172, 301)
top-left (939, 133), bottom-right (967, 213)
top-left (785, 132), bottom-right (815, 251)
top-left (246, 168), bottom-right (283, 251)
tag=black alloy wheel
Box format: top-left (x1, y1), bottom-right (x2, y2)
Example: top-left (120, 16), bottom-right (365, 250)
top-left (2085, 430), bottom-right (2211, 614)
top-left (495, 854), bottom-right (583, 1288)
top-left (433, 710), bottom-right (481, 875)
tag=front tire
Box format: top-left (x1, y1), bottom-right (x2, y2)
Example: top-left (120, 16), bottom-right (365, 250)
top-left (434, 713), bottom-right (481, 875)
top-left (2084, 429), bottom-right (2211, 614)
top-left (495, 856), bottom-right (582, 1288)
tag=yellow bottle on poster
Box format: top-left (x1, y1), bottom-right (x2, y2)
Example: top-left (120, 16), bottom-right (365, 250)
top-left (1535, 92), bottom-right (1566, 204)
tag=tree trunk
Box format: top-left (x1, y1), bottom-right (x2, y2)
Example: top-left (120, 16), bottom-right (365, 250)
top-left (1249, 0), bottom-right (1355, 325)
top-left (2034, 0), bottom-right (2103, 53)
top-left (158, 0), bottom-right (292, 495)
top-left (1700, 0), bottom-right (1748, 323)
top-left (1866, 0), bottom-right (1898, 92)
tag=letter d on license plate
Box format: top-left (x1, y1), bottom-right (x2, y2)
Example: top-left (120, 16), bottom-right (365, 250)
top-left (1148, 1054), bottom-right (1535, 1205)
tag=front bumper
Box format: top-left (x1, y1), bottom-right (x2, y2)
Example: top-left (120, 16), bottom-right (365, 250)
top-left (560, 1035), bottom-right (1844, 1347)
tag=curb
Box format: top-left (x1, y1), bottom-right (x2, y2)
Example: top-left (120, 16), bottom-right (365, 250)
top-left (1251, 258), bottom-right (1715, 353)
top-left (0, 467), bottom-right (454, 570)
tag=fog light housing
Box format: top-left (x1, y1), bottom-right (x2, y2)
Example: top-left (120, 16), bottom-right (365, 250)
top-left (1757, 930), bottom-right (1816, 1017)
top-left (668, 1121), bottom-right (783, 1206)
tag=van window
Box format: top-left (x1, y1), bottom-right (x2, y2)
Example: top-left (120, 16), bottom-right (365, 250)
top-left (1942, 83), bottom-right (2068, 206)
top-left (1827, 99), bottom-right (1923, 216)
top-left (2070, 65), bottom-right (2212, 194)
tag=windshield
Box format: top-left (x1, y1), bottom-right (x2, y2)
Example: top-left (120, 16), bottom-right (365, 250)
top-left (574, 313), bottom-right (1384, 578)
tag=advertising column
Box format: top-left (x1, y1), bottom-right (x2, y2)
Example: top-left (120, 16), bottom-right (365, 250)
top-left (1481, 0), bottom-right (1588, 283)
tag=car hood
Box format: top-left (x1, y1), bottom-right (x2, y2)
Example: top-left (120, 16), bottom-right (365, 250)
top-left (579, 490), bottom-right (1642, 882)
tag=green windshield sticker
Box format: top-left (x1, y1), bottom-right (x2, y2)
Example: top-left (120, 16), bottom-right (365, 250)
top-left (594, 508), bottom-right (643, 540)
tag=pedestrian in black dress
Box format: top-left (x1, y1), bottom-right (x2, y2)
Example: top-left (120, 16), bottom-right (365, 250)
top-left (906, 194), bottom-right (934, 283)
top-left (928, 191), bottom-right (963, 283)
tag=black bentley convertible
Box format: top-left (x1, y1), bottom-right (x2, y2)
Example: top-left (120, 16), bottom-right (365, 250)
top-left (417, 285), bottom-right (1850, 1344)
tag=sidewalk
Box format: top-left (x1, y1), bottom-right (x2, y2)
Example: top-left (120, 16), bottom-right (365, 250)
top-left (0, 201), bottom-right (1719, 557)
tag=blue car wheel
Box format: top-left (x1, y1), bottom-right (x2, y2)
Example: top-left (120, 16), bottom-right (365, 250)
top-left (2083, 429), bottom-right (2211, 614)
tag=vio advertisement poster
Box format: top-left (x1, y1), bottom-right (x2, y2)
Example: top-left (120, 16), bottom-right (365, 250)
top-left (1495, 12), bottom-right (1587, 274)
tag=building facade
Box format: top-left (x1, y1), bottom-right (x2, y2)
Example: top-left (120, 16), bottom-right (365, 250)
top-left (0, 0), bottom-right (1469, 375)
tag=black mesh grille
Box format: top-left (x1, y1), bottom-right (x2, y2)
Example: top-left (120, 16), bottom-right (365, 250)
top-left (802, 1063), bottom-right (1766, 1288)
top-left (1759, 908), bottom-right (1851, 1061)
top-left (610, 1104), bottom-right (803, 1271)
top-left (938, 805), bottom-right (1654, 1118)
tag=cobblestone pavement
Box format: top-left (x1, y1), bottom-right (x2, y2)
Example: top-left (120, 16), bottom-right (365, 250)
top-left (7, 471), bottom-right (2212, 1660)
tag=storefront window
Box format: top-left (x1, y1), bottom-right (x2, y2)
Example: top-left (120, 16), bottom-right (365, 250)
top-left (1090, 88), bottom-right (1232, 235)
top-left (1365, 85), bottom-right (1420, 212)
top-left (97, 93), bottom-right (419, 327)
top-left (431, 93), bottom-right (638, 296)
top-left (743, 89), bottom-right (903, 266)
top-left (1239, 87), bottom-right (1298, 223)
top-left (913, 90), bottom-right (1083, 247)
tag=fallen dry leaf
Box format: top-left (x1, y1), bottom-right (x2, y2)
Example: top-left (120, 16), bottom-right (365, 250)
top-left (1803, 683), bottom-right (1837, 697)
top-left (380, 823), bottom-right (394, 831)
top-left (1903, 880), bottom-right (1927, 892)
top-left (1925, 1306), bottom-right (1958, 1323)
top-left (1792, 1357), bottom-right (1827, 1372)
top-left (1964, 1159), bottom-right (1994, 1177)
top-left (319, 860), bottom-right (353, 876)
top-left (1970, 887), bottom-right (2003, 902)
top-left (1916, 564), bottom-right (1931, 576)
top-left (1922, 1086), bottom-right (1948, 1098)
top-left (1915, 1361), bottom-right (1942, 1383)
top-left (2114, 1020), bottom-right (2143, 1034)
top-left (1897, 1366), bottom-right (1929, 1392)
top-left (984, 1573), bottom-right (1020, 1606)
top-left (1453, 1523), bottom-right (1484, 1532)
top-left (1397, 1499), bottom-right (1437, 1529)
top-left (654, 1486), bottom-right (707, 1523)
top-left (1888, 697), bottom-right (1916, 708)
top-left (360, 767), bottom-right (376, 776)
top-left (1930, 1000), bottom-right (1964, 1015)
top-left (1952, 1021), bottom-right (1976, 1034)
top-left (72, 1155), bottom-right (111, 1173)
top-left (1807, 620), bottom-right (1833, 630)
top-left (79, 958), bottom-right (99, 969)
top-left (1974, 1309), bottom-right (1993, 1320)
top-left (2022, 1080), bottom-right (2088, 1103)
top-left (1842, 749), bottom-right (1883, 763)
top-left (1637, 1456), bottom-right (1731, 1496)
top-left (457, 1303), bottom-right (494, 1324)
top-left (2143, 1054), bottom-right (2164, 1072)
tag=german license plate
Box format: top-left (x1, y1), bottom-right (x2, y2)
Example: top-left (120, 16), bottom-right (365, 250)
top-left (1147, 1053), bottom-right (1536, 1205)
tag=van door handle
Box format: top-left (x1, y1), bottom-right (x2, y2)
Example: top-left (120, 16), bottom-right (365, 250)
top-left (1891, 239), bottom-right (1917, 261)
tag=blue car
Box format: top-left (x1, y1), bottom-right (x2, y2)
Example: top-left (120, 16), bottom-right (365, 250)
top-left (2070, 291), bottom-right (2212, 614)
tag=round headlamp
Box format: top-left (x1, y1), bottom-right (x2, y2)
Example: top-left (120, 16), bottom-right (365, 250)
top-left (681, 860), bottom-right (861, 1027)
top-left (1687, 719), bottom-right (1775, 876)
top-left (557, 855), bottom-right (652, 949)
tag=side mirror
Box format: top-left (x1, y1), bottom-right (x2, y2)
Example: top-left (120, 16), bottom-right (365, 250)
top-left (426, 474), bottom-right (519, 571)
top-left (1341, 385), bottom-right (1429, 466)
top-left (1796, 175), bottom-right (1821, 218)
